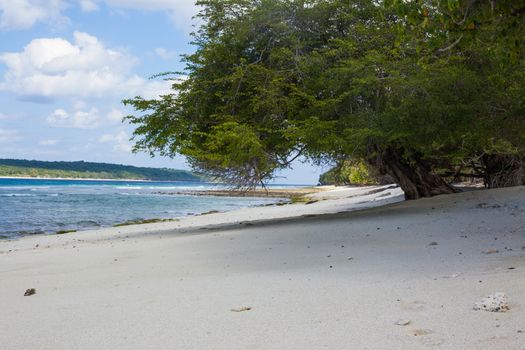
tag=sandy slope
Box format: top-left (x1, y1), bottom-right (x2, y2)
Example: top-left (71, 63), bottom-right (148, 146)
top-left (0, 186), bottom-right (524, 349)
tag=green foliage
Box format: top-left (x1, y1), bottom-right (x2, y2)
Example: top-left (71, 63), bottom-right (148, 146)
top-left (0, 159), bottom-right (203, 182)
top-left (124, 0), bottom-right (525, 193)
top-left (319, 161), bottom-right (377, 185)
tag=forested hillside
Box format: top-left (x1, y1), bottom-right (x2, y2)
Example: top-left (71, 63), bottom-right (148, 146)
top-left (0, 159), bottom-right (204, 182)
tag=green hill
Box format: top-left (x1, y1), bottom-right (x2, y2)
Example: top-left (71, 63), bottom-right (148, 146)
top-left (0, 159), bottom-right (204, 182)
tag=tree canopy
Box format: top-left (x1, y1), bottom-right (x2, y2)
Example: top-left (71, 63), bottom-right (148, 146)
top-left (124, 0), bottom-right (524, 199)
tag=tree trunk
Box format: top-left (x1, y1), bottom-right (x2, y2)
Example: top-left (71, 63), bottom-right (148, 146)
top-left (373, 147), bottom-right (458, 200)
top-left (482, 154), bottom-right (525, 188)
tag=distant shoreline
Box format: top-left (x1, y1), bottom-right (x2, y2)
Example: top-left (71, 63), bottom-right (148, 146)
top-left (0, 176), bottom-right (201, 183)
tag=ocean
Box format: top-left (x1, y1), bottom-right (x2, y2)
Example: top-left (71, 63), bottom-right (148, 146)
top-left (0, 178), bottom-right (287, 239)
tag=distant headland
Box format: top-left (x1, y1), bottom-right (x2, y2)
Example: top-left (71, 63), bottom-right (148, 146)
top-left (0, 159), bottom-right (204, 182)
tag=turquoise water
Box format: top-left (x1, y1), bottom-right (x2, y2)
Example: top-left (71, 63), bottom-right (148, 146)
top-left (0, 178), bottom-right (284, 239)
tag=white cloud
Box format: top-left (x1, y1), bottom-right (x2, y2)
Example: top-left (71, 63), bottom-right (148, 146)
top-left (99, 130), bottom-right (132, 152)
top-left (0, 31), bottom-right (172, 101)
top-left (39, 139), bottom-right (59, 146)
top-left (0, 128), bottom-right (20, 143)
top-left (79, 0), bottom-right (99, 12)
top-left (154, 47), bottom-right (178, 60)
top-left (1, 0), bottom-right (198, 32)
top-left (101, 0), bottom-right (198, 33)
top-left (0, 0), bottom-right (66, 30)
top-left (106, 108), bottom-right (125, 123)
top-left (0, 112), bottom-right (10, 119)
top-left (47, 107), bottom-right (102, 129)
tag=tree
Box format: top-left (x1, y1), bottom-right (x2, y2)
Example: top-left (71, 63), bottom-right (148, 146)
top-left (124, 0), bottom-right (524, 198)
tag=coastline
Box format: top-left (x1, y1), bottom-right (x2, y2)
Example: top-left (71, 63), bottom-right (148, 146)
top-left (0, 179), bottom-right (326, 239)
top-left (154, 186), bottom-right (331, 198)
top-left (0, 176), bottom-right (197, 182)
top-left (1, 186), bottom-right (524, 349)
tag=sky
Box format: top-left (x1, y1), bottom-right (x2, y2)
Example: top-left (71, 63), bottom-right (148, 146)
top-left (0, 0), bottom-right (324, 184)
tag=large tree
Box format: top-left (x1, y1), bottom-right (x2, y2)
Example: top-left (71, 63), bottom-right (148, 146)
top-left (124, 0), bottom-right (524, 199)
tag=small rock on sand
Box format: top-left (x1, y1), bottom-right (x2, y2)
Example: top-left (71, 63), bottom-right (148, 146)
top-left (412, 329), bottom-right (432, 336)
top-left (231, 307), bottom-right (252, 312)
top-left (427, 242), bottom-right (438, 246)
top-left (24, 288), bottom-right (36, 296)
top-left (482, 249), bottom-right (499, 254)
top-left (473, 292), bottom-right (509, 312)
top-left (395, 319), bottom-right (411, 326)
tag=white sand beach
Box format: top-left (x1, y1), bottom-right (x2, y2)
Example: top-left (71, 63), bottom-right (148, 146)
top-left (1, 185), bottom-right (524, 349)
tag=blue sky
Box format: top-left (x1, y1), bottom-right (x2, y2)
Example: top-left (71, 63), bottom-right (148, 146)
top-left (0, 0), bottom-right (323, 184)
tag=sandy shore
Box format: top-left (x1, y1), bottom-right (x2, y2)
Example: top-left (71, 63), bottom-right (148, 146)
top-left (1, 185), bottom-right (524, 349)
top-left (156, 186), bottom-right (332, 198)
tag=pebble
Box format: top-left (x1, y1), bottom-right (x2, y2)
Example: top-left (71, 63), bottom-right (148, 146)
top-left (24, 288), bottom-right (36, 296)
top-left (395, 319), bottom-right (411, 326)
top-left (231, 307), bottom-right (251, 312)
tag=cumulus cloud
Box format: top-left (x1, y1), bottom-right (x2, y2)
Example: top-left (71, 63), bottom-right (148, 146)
top-left (100, 0), bottom-right (199, 33)
top-left (106, 108), bottom-right (125, 123)
top-left (0, 31), bottom-right (172, 101)
top-left (154, 47), bottom-right (179, 60)
top-left (79, 0), bottom-right (99, 12)
top-left (0, 128), bottom-right (20, 143)
top-left (0, 0), bottom-right (66, 30)
top-left (47, 107), bottom-right (102, 129)
top-left (99, 130), bottom-right (132, 152)
top-left (1, 0), bottom-right (199, 32)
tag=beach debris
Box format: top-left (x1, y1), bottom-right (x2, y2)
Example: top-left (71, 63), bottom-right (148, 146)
top-left (395, 319), bottom-right (411, 326)
top-left (305, 200), bottom-right (318, 205)
top-left (411, 329), bottom-right (432, 336)
top-left (473, 292), bottom-right (509, 312)
top-left (56, 230), bottom-right (77, 235)
top-left (231, 306), bottom-right (251, 312)
top-left (482, 249), bottom-right (499, 254)
top-left (441, 272), bottom-right (461, 279)
top-left (24, 288), bottom-right (36, 296)
top-left (476, 203), bottom-right (501, 209)
top-left (427, 241), bottom-right (438, 246)
top-left (347, 257), bottom-right (353, 260)
top-left (508, 267), bottom-right (516, 270)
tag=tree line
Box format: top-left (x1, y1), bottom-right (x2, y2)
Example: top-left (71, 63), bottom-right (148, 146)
top-left (124, 0), bottom-right (524, 199)
top-left (0, 159), bottom-right (203, 182)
